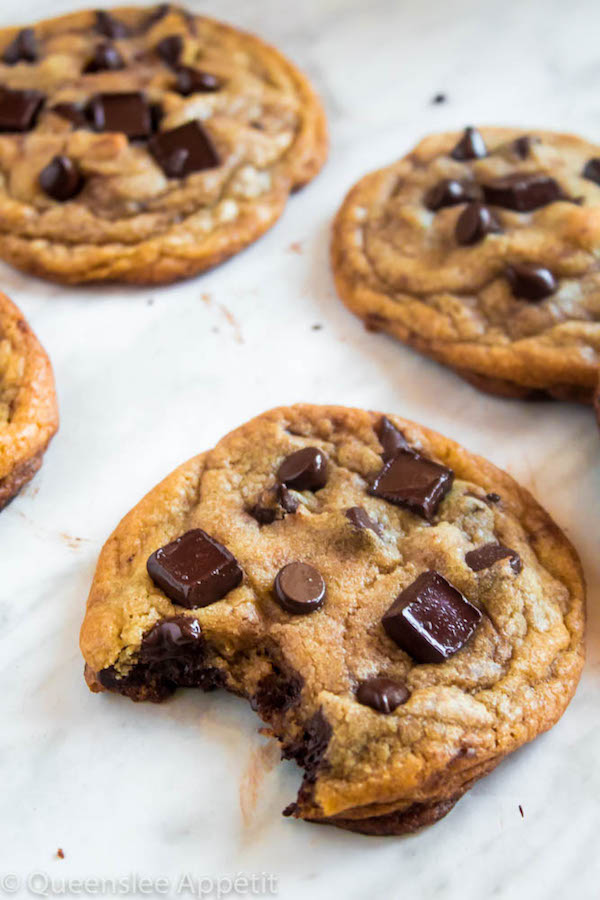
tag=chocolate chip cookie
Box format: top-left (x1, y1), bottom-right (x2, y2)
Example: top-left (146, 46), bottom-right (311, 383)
top-left (0, 5), bottom-right (327, 284)
top-left (332, 127), bottom-right (600, 401)
top-left (80, 404), bottom-right (584, 834)
top-left (0, 291), bottom-right (58, 509)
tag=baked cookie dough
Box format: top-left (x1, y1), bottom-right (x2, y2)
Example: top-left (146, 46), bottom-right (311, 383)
top-left (0, 290), bottom-right (58, 509)
top-left (0, 5), bottom-right (327, 284)
top-left (332, 127), bottom-right (600, 401)
top-left (80, 404), bottom-right (584, 834)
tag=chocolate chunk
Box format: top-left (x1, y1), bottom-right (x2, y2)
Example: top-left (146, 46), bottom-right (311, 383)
top-left (450, 126), bottom-right (487, 161)
top-left (513, 136), bottom-right (532, 159)
top-left (0, 87), bottom-right (44, 132)
top-left (506, 263), bottom-right (557, 301)
top-left (356, 677), bottom-right (410, 713)
top-left (84, 42), bottom-right (125, 73)
top-left (143, 4), bottom-right (171, 30)
top-left (482, 173), bottom-right (563, 211)
top-left (376, 415), bottom-right (410, 460)
top-left (50, 103), bottom-right (87, 128)
top-left (147, 528), bottom-right (243, 608)
top-left (370, 448), bottom-right (454, 520)
top-left (141, 615), bottom-right (203, 662)
top-left (95, 10), bottom-right (131, 39)
top-left (39, 155), bottom-right (83, 201)
top-left (486, 492), bottom-right (501, 503)
top-left (425, 178), bottom-right (480, 211)
top-left (148, 120), bottom-right (220, 177)
top-left (175, 66), bottom-right (221, 95)
top-left (249, 483), bottom-right (299, 524)
top-left (155, 34), bottom-right (183, 67)
top-left (282, 709), bottom-right (331, 778)
top-left (345, 507), bottom-right (382, 537)
top-left (455, 202), bottom-right (501, 245)
top-left (382, 571), bottom-right (481, 663)
top-left (252, 666), bottom-right (303, 718)
top-left (88, 92), bottom-right (152, 139)
top-left (277, 447), bottom-right (327, 491)
top-left (465, 542), bottom-right (522, 574)
top-left (274, 562), bottom-right (326, 615)
top-left (582, 158), bottom-right (600, 186)
top-left (2, 27), bottom-right (37, 65)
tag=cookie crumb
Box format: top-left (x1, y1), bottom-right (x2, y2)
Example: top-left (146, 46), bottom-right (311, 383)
top-left (311, 324), bottom-right (323, 331)
top-left (432, 93), bottom-right (447, 104)
top-left (288, 241), bottom-right (303, 254)
top-left (56, 848), bottom-right (65, 859)
top-left (518, 804), bottom-right (524, 818)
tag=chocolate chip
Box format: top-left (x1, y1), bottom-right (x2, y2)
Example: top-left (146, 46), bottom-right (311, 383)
top-left (88, 92), bottom-right (152, 139)
top-left (175, 66), bottom-right (221, 95)
top-left (143, 4), bottom-right (171, 30)
top-left (425, 178), bottom-right (480, 211)
top-left (450, 126), bottom-right (487, 161)
top-left (95, 10), bottom-right (131, 39)
top-left (482, 173), bottom-right (563, 211)
top-left (376, 415), bottom-right (409, 460)
top-left (2, 28), bottom-right (37, 65)
top-left (274, 562), bottom-right (326, 615)
top-left (50, 103), bottom-right (87, 128)
top-left (465, 542), bottom-right (522, 574)
top-left (506, 264), bottom-right (557, 301)
top-left (382, 570), bottom-right (481, 663)
top-left (249, 483), bottom-right (299, 524)
top-left (0, 87), bottom-right (44, 132)
top-left (155, 34), bottom-right (183, 68)
top-left (84, 42), bottom-right (124, 73)
top-left (39, 155), bottom-right (83, 201)
top-left (277, 447), bottom-right (327, 492)
top-left (513, 135), bottom-right (532, 159)
top-left (370, 448), bottom-right (454, 520)
top-left (147, 528), bottom-right (243, 608)
top-left (582, 158), bottom-right (600, 186)
top-left (356, 677), bottom-right (410, 713)
top-left (141, 615), bottom-right (203, 662)
top-left (455, 202), bottom-right (501, 245)
top-left (486, 492), bottom-right (501, 503)
top-left (148, 120), bottom-right (220, 177)
top-left (345, 507), bottom-right (382, 537)
top-left (252, 666), bottom-right (303, 717)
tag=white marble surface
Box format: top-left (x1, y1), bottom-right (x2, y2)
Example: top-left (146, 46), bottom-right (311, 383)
top-left (0, 0), bottom-right (599, 897)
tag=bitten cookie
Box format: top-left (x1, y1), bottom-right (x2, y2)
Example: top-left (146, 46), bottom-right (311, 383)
top-left (0, 291), bottom-right (58, 509)
top-left (0, 5), bottom-right (327, 284)
top-left (80, 404), bottom-right (584, 835)
top-left (332, 127), bottom-right (600, 401)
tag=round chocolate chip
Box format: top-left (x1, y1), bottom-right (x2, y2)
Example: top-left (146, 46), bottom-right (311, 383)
top-left (84, 42), bottom-right (124, 73)
top-left (506, 264), bottom-right (557, 301)
top-left (274, 562), bottom-right (326, 615)
top-left (356, 677), bottom-right (410, 713)
top-left (455, 202), bottom-right (501, 245)
top-left (425, 178), bottom-right (479, 211)
top-left (175, 66), bottom-right (221, 95)
top-left (450, 126), bottom-right (487, 161)
top-left (582, 158), bottom-right (600, 186)
top-left (277, 447), bottom-right (327, 491)
top-left (39, 155), bottom-right (83, 201)
top-left (156, 33), bottom-right (183, 68)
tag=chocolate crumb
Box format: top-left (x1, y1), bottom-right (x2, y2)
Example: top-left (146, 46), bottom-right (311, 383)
top-left (311, 323), bottom-right (323, 331)
top-left (432, 93), bottom-right (447, 104)
top-left (518, 804), bottom-right (524, 818)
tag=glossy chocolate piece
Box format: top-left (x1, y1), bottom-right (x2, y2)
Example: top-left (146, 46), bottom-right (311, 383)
top-left (50, 103), bottom-right (87, 128)
top-left (506, 263), bottom-right (557, 301)
top-left (345, 506), bottom-right (382, 537)
top-left (249, 483), bottom-right (299, 524)
top-left (455, 201), bottom-right (501, 245)
top-left (2, 27), bottom-right (37, 65)
top-left (356, 677), bottom-right (410, 713)
top-left (277, 447), bottom-right (328, 491)
top-left (376, 415), bottom-right (410, 461)
top-left (465, 542), bottom-right (522, 574)
top-left (582, 158), bottom-right (600, 186)
top-left (513, 136), bottom-right (533, 159)
top-left (382, 571), bottom-right (481, 663)
top-left (155, 34), bottom-right (183, 67)
top-left (39, 155), bottom-right (83, 201)
top-left (95, 10), bottom-right (131, 39)
top-left (450, 126), bottom-right (487, 161)
top-left (370, 448), bottom-right (454, 520)
top-left (88, 92), bottom-right (152, 139)
top-left (141, 615), bottom-right (203, 661)
top-left (147, 528), bottom-right (243, 608)
top-left (482, 173), bottom-right (563, 211)
top-left (274, 562), bottom-right (326, 615)
top-left (425, 178), bottom-right (480, 211)
top-left (84, 42), bottom-right (124, 73)
top-left (175, 66), bottom-right (221, 95)
top-left (148, 120), bottom-right (220, 177)
top-left (0, 87), bottom-right (44, 131)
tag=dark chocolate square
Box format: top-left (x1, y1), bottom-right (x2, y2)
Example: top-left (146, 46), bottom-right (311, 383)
top-left (370, 448), bottom-right (454, 519)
